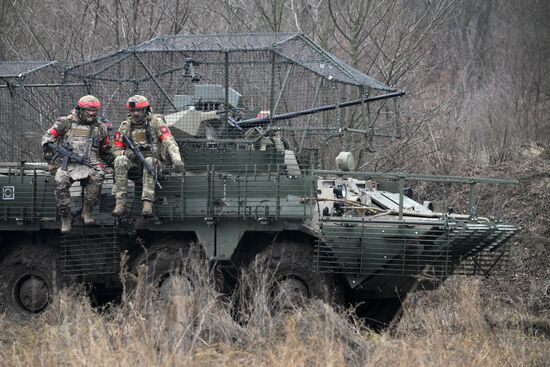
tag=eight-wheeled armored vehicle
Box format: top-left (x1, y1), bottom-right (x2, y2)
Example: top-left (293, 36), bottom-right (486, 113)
top-left (0, 34), bottom-right (518, 325)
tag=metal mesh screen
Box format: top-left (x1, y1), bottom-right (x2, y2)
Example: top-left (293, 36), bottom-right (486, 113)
top-left (61, 33), bottom-right (402, 172)
top-left (0, 35), bottom-right (401, 174)
top-left (60, 226), bottom-right (119, 277)
top-left (316, 219), bottom-right (517, 277)
top-left (0, 61), bottom-right (57, 78)
top-left (0, 61), bottom-right (86, 161)
top-left (0, 162), bottom-right (313, 226)
top-left (0, 34), bottom-right (517, 282)
top-left (118, 33), bottom-right (395, 89)
top-left (312, 170), bottom-right (519, 278)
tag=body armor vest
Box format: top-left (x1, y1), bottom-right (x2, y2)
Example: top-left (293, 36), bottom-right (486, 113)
top-left (64, 119), bottom-right (102, 165)
top-left (125, 116), bottom-right (159, 156)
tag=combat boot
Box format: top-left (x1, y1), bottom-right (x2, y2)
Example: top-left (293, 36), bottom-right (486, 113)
top-left (81, 201), bottom-right (95, 225)
top-left (112, 199), bottom-right (127, 217)
top-left (60, 212), bottom-right (72, 233)
top-left (142, 200), bottom-right (154, 217)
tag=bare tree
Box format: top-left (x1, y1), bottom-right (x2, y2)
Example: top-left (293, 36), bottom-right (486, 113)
top-left (1, 0), bottom-right (548, 171)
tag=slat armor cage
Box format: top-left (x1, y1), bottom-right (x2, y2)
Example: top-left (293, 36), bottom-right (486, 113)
top-left (0, 61), bottom-right (85, 161)
top-left (62, 32), bottom-right (402, 168)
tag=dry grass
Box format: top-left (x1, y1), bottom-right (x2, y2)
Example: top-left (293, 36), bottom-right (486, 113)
top-left (1, 157), bottom-right (549, 366)
top-left (0, 255), bottom-right (548, 367)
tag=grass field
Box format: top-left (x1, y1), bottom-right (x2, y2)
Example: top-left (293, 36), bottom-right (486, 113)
top-left (1, 260), bottom-right (548, 367)
top-left (1, 157), bottom-right (549, 366)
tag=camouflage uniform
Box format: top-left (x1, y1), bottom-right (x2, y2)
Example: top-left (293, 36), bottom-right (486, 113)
top-left (42, 95), bottom-right (110, 232)
top-left (112, 96), bottom-right (183, 217)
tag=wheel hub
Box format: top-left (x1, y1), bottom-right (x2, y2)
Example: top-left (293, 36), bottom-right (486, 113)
top-left (275, 277), bottom-right (309, 307)
top-left (16, 275), bottom-right (50, 313)
top-left (158, 273), bottom-right (192, 299)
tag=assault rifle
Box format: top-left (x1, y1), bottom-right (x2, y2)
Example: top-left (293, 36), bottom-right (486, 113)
top-left (47, 142), bottom-right (107, 172)
top-left (121, 134), bottom-right (162, 189)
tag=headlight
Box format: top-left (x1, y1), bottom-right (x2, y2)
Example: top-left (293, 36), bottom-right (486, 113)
top-left (333, 184), bottom-right (347, 198)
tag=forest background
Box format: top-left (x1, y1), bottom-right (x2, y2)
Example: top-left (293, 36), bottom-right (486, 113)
top-left (0, 0), bottom-right (549, 366)
top-left (1, 0), bottom-right (549, 171)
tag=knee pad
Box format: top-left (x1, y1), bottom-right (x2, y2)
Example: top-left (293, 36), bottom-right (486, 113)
top-left (114, 155), bottom-right (130, 169)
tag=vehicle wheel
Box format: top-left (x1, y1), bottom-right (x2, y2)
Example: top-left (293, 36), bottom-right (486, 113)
top-left (130, 240), bottom-right (208, 299)
top-left (248, 241), bottom-right (343, 310)
top-left (0, 244), bottom-right (60, 319)
top-left (359, 298), bottom-right (403, 330)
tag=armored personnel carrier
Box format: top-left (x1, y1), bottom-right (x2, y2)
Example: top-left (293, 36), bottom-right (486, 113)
top-left (0, 34), bottom-right (518, 325)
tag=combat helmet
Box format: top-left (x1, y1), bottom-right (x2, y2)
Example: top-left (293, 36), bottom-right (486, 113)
top-left (125, 95), bottom-right (151, 111)
top-left (76, 95), bottom-right (101, 123)
top-left (76, 95), bottom-right (101, 110)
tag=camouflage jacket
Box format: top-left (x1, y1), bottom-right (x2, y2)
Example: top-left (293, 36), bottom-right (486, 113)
top-left (42, 112), bottom-right (111, 168)
top-left (113, 113), bottom-right (181, 162)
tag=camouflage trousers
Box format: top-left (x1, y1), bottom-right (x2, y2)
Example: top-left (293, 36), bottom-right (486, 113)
top-left (112, 155), bottom-right (158, 202)
top-left (55, 167), bottom-right (104, 215)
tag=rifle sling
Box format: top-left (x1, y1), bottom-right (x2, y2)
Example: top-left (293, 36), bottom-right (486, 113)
top-left (129, 121), bottom-right (155, 156)
top-left (85, 123), bottom-right (96, 162)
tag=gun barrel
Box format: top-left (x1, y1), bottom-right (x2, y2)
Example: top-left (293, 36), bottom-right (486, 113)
top-left (236, 90), bottom-right (405, 128)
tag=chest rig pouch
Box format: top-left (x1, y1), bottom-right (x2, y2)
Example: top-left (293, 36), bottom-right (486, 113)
top-left (88, 123), bottom-right (97, 157)
top-left (130, 119), bottom-right (157, 157)
top-left (67, 122), bottom-right (96, 160)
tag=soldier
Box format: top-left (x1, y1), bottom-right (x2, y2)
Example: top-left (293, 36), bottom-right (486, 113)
top-left (42, 95), bottom-right (111, 233)
top-left (112, 95), bottom-right (184, 217)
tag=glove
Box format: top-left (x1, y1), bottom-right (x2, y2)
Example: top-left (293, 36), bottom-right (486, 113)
top-left (172, 159), bottom-right (184, 173)
top-left (42, 145), bottom-right (53, 162)
top-left (124, 149), bottom-right (135, 160)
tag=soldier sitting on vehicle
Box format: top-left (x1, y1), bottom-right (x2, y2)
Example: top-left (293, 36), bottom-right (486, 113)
top-left (111, 95), bottom-right (184, 217)
top-left (42, 95), bottom-right (111, 233)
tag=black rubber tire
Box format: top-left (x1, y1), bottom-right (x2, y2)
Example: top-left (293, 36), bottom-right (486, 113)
top-left (249, 241), bottom-right (343, 308)
top-left (133, 243), bottom-right (191, 282)
top-left (0, 244), bottom-right (61, 320)
top-left (358, 298), bottom-right (403, 330)
top-left (129, 240), bottom-right (213, 298)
